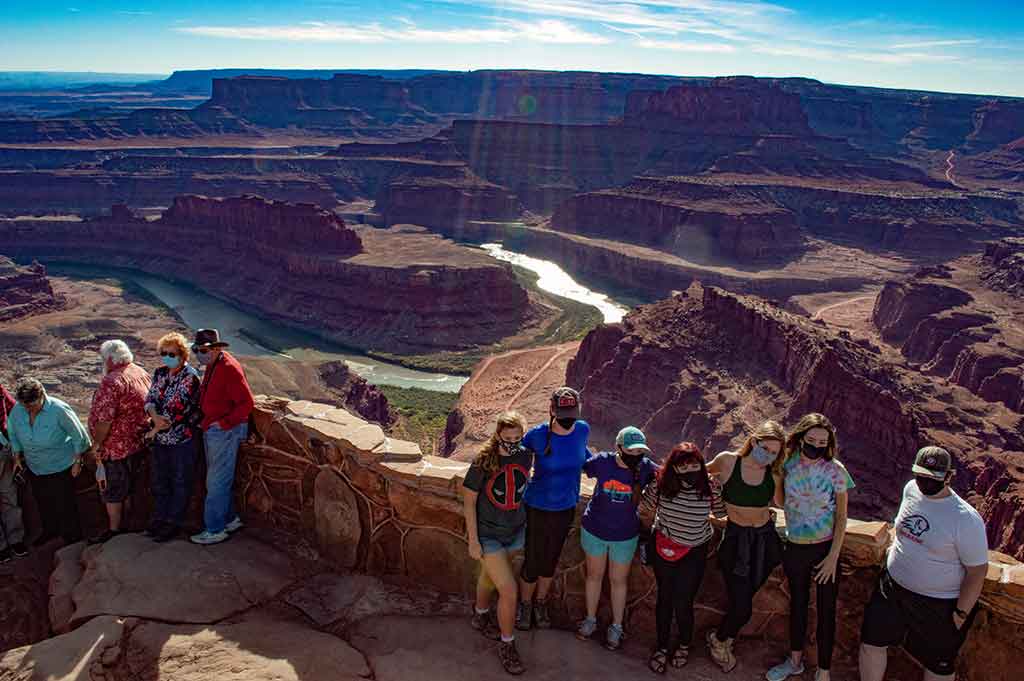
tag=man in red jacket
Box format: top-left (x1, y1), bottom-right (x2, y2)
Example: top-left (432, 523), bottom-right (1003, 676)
top-left (189, 329), bottom-right (254, 545)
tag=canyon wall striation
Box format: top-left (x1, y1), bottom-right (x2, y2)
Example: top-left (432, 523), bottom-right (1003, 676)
top-left (0, 257), bottom-right (65, 322)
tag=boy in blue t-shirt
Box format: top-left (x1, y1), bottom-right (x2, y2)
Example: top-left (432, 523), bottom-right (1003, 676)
top-left (576, 426), bottom-right (657, 650)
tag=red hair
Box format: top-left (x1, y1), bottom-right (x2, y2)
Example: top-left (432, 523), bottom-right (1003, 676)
top-left (657, 442), bottom-right (712, 499)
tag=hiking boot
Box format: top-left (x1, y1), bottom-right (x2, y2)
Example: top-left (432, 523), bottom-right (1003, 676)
top-left (515, 602), bottom-right (533, 631)
top-left (143, 522), bottom-right (166, 538)
top-left (767, 658), bottom-right (805, 681)
top-left (498, 640), bottom-right (526, 675)
top-left (32, 533), bottom-right (57, 548)
top-left (706, 630), bottom-right (737, 673)
top-left (87, 529), bottom-right (120, 545)
top-left (605, 623), bottom-right (625, 651)
top-left (471, 609), bottom-right (501, 641)
top-left (190, 529), bottom-right (230, 545)
top-left (225, 517), bottom-right (244, 533)
top-left (10, 542), bottom-right (27, 558)
top-left (576, 616), bottom-right (598, 640)
top-left (0, 548), bottom-right (10, 564)
top-left (533, 600), bottom-right (552, 629)
top-left (153, 526), bottom-right (179, 543)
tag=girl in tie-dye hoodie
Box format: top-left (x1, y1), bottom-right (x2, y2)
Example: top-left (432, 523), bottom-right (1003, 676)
top-left (768, 413), bottom-right (854, 681)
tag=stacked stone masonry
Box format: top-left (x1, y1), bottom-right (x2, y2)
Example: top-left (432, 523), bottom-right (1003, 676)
top-left (239, 397), bottom-right (1024, 681)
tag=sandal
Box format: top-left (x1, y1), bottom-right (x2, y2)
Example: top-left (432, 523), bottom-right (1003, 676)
top-left (648, 648), bottom-right (670, 675)
top-left (670, 645), bottom-right (689, 669)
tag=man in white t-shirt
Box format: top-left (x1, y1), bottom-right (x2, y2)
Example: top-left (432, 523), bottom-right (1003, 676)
top-left (859, 446), bottom-right (989, 681)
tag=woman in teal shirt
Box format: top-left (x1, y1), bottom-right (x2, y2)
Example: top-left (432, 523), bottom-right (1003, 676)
top-left (7, 378), bottom-right (90, 546)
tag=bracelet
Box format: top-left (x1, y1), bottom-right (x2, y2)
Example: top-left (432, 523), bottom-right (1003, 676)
top-left (954, 607), bottom-right (967, 618)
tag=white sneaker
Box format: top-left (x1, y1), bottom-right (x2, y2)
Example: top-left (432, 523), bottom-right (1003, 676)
top-left (225, 517), bottom-right (244, 533)
top-left (190, 530), bottom-right (230, 545)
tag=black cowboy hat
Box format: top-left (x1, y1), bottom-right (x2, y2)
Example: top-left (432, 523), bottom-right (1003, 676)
top-left (191, 328), bottom-right (230, 351)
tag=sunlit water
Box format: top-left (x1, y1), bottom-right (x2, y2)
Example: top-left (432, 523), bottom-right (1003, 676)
top-left (479, 243), bottom-right (628, 323)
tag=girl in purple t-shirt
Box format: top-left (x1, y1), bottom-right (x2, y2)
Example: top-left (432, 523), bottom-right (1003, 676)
top-left (576, 426), bottom-right (657, 651)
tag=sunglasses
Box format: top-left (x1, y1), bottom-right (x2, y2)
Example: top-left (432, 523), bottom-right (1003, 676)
top-left (160, 352), bottom-right (179, 358)
top-left (192, 347), bottom-right (212, 354)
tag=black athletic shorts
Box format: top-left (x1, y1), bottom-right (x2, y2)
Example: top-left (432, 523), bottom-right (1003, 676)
top-left (99, 456), bottom-right (136, 504)
top-left (521, 504), bottom-right (575, 583)
top-left (860, 568), bottom-right (977, 676)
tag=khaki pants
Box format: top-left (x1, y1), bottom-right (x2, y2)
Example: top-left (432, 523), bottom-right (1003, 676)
top-left (0, 455), bottom-right (26, 549)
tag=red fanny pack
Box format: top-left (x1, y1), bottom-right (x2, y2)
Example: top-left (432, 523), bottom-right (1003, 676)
top-left (655, 530), bottom-right (692, 562)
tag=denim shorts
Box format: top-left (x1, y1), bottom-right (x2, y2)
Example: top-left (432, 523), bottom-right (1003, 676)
top-left (581, 527), bottom-right (639, 565)
top-left (480, 526), bottom-right (526, 555)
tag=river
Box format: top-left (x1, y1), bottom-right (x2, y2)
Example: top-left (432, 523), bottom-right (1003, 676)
top-left (49, 246), bottom-right (626, 392)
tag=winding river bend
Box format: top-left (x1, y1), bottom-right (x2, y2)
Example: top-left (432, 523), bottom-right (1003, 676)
top-left (51, 245), bottom-right (627, 392)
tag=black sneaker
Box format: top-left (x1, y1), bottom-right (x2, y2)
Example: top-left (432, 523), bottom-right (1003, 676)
top-left (152, 526), bottom-right (179, 543)
top-left (515, 602), bottom-right (533, 631)
top-left (498, 640), bottom-right (526, 675)
top-left (10, 542), bottom-right (28, 558)
top-left (471, 610), bottom-right (501, 640)
top-left (87, 530), bottom-right (120, 546)
top-left (533, 600), bottom-right (552, 629)
top-left (0, 548), bottom-right (10, 564)
top-left (32, 533), bottom-right (57, 548)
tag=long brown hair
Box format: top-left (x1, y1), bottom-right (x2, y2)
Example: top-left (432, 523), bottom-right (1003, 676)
top-left (785, 413), bottom-right (839, 461)
top-left (657, 442), bottom-right (711, 499)
top-left (736, 419), bottom-right (787, 473)
top-left (474, 411), bottom-right (527, 474)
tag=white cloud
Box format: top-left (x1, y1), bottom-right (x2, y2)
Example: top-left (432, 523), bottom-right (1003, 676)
top-left (636, 39), bottom-right (736, 53)
top-left (889, 39), bottom-right (980, 49)
top-left (176, 18), bottom-right (608, 45)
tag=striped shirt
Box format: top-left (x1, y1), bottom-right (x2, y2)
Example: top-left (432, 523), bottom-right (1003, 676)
top-left (643, 482), bottom-right (727, 547)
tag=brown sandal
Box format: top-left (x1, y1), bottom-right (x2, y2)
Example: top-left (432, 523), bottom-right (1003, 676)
top-left (649, 648), bottom-right (670, 674)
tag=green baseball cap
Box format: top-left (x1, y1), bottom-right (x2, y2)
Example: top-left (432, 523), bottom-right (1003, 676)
top-left (616, 426), bottom-right (650, 452)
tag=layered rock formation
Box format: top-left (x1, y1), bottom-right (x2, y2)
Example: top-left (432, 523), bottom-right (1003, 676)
top-left (566, 285), bottom-right (1024, 555)
top-left (981, 237), bottom-right (1024, 297)
top-left (0, 256), bottom-right (64, 321)
top-left (0, 196), bottom-right (539, 355)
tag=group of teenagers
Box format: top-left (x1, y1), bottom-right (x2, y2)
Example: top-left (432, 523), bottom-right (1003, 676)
top-left (463, 387), bottom-right (990, 681)
top-left (0, 328), bottom-right (255, 552)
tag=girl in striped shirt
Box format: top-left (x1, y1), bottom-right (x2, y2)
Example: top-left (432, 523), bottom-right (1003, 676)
top-left (643, 442), bottom-right (726, 674)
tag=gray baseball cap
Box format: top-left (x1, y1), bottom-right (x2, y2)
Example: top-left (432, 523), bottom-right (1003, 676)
top-left (912, 446), bottom-right (952, 480)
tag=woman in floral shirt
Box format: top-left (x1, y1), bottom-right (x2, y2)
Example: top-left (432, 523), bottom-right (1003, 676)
top-left (143, 332), bottom-right (202, 542)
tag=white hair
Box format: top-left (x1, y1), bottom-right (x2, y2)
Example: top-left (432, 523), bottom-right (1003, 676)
top-left (99, 339), bottom-right (134, 366)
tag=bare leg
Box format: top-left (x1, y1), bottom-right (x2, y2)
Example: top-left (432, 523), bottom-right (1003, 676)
top-left (105, 502), bottom-right (123, 532)
top-left (483, 551), bottom-right (519, 638)
top-left (584, 552), bottom-right (608, 618)
top-left (608, 558), bottom-right (631, 626)
top-left (519, 577), bottom-right (537, 603)
top-left (476, 563), bottom-right (495, 611)
top-left (859, 643), bottom-right (888, 681)
top-left (536, 576), bottom-right (554, 601)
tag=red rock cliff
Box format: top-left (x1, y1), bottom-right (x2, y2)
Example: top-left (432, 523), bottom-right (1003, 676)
top-left (0, 256), bottom-right (65, 322)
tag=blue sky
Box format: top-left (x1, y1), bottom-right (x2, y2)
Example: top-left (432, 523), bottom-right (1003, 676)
top-left (3, 1), bottom-right (1023, 96)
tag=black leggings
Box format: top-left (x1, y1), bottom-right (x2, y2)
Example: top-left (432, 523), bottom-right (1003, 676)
top-left (716, 522), bottom-right (782, 640)
top-left (521, 504), bottom-right (575, 583)
top-left (29, 467), bottom-right (82, 543)
top-left (784, 540), bottom-right (839, 670)
top-left (653, 541), bottom-right (708, 649)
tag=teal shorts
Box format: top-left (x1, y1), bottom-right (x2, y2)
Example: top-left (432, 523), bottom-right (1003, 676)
top-left (581, 527), bottom-right (639, 565)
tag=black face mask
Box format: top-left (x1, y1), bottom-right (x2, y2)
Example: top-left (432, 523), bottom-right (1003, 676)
top-left (499, 440), bottom-right (522, 456)
top-left (915, 475), bottom-right (946, 497)
top-left (802, 442), bottom-right (828, 460)
top-left (680, 471), bottom-right (704, 488)
top-left (621, 451), bottom-right (643, 469)
top-left (555, 417), bottom-right (577, 430)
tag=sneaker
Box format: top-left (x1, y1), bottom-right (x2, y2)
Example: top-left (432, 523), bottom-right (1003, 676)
top-left (0, 548), bottom-right (10, 564)
top-left (190, 529), bottom-right (230, 545)
top-left (153, 526), bottom-right (179, 543)
top-left (706, 630), bottom-right (737, 673)
top-left (87, 530), bottom-right (120, 546)
top-left (471, 609), bottom-right (501, 641)
top-left (767, 658), bottom-right (805, 681)
top-left (605, 623), bottom-right (625, 651)
top-left (225, 517), bottom-right (244, 533)
top-left (498, 640), bottom-right (526, 675)
top-left (10, 542), bottom-right (28, 558)
top-left (32, 533), bottom-right (58, 548)
top-left (533, 600), bottom-right (552, 629)
top-left (515, 602), bottom-right (533, 631)
top-left (143, 522), bottom-right (166, 538)
top-left (576, 616), bottom-right (598, 641)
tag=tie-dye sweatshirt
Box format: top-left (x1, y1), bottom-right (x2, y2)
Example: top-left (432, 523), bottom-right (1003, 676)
top-left (782, 454), bottom-right (855, 544)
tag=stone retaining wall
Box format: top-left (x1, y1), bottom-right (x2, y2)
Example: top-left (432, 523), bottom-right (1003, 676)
top-left (240, 397), bottom-right (1024, 681)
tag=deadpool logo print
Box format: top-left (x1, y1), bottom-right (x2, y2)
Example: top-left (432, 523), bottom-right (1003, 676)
top-left (486, 462), bottom-right (531, 511)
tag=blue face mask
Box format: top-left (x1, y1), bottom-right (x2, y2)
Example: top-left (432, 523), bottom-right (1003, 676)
top-left (751, 444), bottom-right (777, 467)
top-left (162, 355), bottom-right (180, 369)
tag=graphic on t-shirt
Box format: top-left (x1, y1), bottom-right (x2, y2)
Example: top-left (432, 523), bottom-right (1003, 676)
top-left (486, 463), bottom-right (531, 511)
top-left (601, 479), bottom-right (633, 504)
top-left (899, 514), bottom-right (930, 539)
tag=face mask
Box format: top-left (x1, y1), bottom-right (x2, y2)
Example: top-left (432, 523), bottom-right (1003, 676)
top-left (802, 442), bottom-right (828, 460)
top-left (751, 444), bottom-right (777, 467)
top-left (680, 471), bottom-right (704, 488)
top-left (499, 440), bottom-right (522, 456)
top-left (621, 450), bottom-right (644, 469)
top-left (162, 355), bottom-right (180, 369)
top-left (915, 475), bottom-right (946, 497)
top-left (197, 351), bottom-right (214, 366)
top-left (555, 417), bottom-right (577, 430)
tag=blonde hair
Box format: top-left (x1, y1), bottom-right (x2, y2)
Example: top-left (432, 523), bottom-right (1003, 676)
top-left (157, 332), bottom-right (190, 363)
top-left (737, 419), bottom-right (787, 473)
top-left (474, 411), bottom-right (527, 474)
top-left (785, 413), bottom-right (839, 461)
